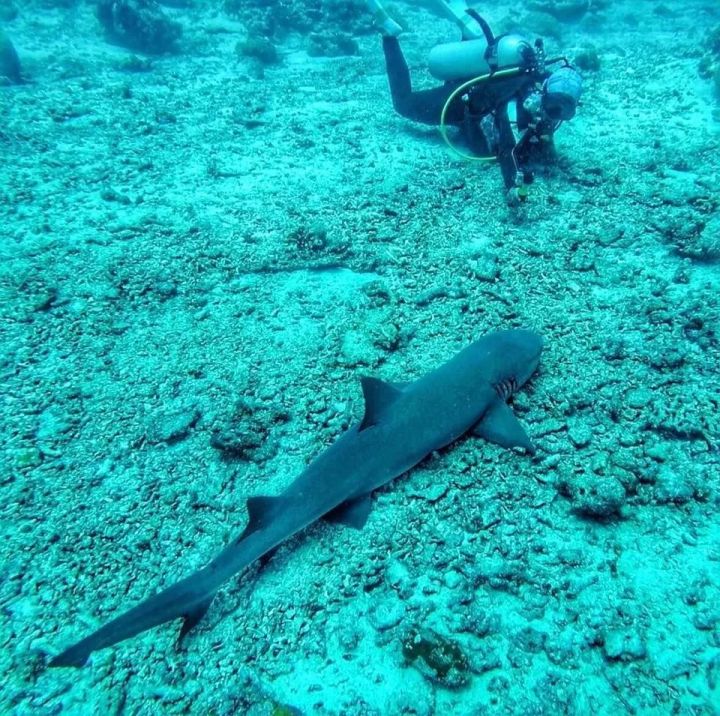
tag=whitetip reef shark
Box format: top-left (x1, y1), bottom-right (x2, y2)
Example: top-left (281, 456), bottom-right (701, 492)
top-left (49, 328), bottom-right (542, 668)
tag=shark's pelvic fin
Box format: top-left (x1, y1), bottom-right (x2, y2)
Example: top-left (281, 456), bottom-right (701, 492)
top-left (472, 401), bottom-right (535, 454)
top-left (359, 377), bottom-right (404, 431)
top-left (324, 494), bottom-right (373, 529)
top-left (178, 595), bottom-right (214, 643)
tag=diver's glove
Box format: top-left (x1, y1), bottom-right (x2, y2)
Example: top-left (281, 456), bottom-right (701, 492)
top-left (506, 186), bottom-right (527, 207)
top-left (366, 0), bottom-right (403, 37)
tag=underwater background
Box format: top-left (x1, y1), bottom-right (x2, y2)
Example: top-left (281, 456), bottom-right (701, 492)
top-left (2, 0), bottom-right (720, 713)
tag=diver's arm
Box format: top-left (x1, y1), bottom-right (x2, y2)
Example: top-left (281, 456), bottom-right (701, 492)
top-left (494, 105), bottom-right (520, 189)
top-left (382, 36), bottom-right (464, 125)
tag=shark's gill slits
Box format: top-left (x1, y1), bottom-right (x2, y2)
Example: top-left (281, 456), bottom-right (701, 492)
top-left (494, 376), bottom-right (518, 400)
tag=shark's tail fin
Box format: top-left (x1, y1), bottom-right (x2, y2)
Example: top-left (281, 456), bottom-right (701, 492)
top-left (50, 496), bottom-right (272, 667)
top-left (48, 637), bottom-right (95, 668)
top-left (48, 577), bottom-right (217, 668)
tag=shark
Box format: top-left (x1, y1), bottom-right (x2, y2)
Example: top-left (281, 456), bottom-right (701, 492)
top-left (49, 328), bottom-right (542, 668)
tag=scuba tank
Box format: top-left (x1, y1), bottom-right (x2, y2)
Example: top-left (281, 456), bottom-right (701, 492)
top-left (428, 34), bottom-right (536, 81)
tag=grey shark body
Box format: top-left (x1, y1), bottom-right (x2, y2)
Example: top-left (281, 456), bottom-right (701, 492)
top-left (50, 329), bottom-right (542, 667)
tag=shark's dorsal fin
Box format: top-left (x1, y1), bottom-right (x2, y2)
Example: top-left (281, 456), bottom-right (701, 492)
top-left (324, 494), bottom-right (373, 530)
top-left (471, 400), bottom-right (535, 454)
top-left (238, 495), bottom-right (286, 541)
top-left (359, 376), bottom-right (403, 431)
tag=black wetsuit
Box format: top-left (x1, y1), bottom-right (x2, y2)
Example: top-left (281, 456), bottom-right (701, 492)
top-left (382, 36), bottom-right (554, 189)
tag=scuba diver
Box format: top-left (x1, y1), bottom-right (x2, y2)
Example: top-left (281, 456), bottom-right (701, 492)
top-left (366, 0), bottom-right (583, 203)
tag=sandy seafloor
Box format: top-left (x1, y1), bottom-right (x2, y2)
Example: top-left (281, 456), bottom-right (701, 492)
top-left (2, 0), bottom-right (720, 713)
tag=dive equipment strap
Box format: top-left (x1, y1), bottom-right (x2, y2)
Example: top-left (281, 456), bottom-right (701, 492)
top-left (439, 66), bottom-right (525, 163)
top-left (464, 8), bottom-right (494, 46)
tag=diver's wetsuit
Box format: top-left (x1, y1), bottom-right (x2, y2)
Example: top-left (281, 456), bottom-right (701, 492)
top-left (382, 36), bottom-right (553, 189)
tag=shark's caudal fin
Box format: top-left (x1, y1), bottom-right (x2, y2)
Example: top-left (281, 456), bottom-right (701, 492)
top-left (48, 591), bottom-right (218, 668)
top-left (50, 494), bottom-right (285, 668)
top-left (472, 400), bottom-right (535, 454)
top-left (48, 636), bottom-right (95, 668)
top-left (48, 574), bottom-right (221, 668)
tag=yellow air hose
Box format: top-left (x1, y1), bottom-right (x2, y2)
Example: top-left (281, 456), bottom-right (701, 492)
top-left (439, 66), bottom-right (525, 162)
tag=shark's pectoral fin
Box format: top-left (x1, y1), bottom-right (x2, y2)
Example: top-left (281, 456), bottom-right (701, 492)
top-left (324, 494), bottom-right (373, 529)
top-left (359, 377), bottom-right (404, 431)
top-left (259, 545), bottom-right (279, 567)
top-left (178, 595), bottom-right (214, 644)
top-left (472, 401), bottom-right (535, 454)
top-left (391, 380), bottom-right (412, 391)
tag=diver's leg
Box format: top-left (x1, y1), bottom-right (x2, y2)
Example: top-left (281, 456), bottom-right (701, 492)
top-left (430, 0), bottom-right (484, 40)
top-left (382, 36), bottom-right (413, 108)
top-left (366, 0), bottom-right (403, 37)
top-left (382, 36), bottom-right (462, 123)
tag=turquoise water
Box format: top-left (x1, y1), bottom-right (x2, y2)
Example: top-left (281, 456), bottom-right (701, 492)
top-left (2, 0), bottom-right (719, 713)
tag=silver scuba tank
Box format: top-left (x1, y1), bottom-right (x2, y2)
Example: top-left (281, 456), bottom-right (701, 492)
top-left (428, 34), bottom-right (534, 81)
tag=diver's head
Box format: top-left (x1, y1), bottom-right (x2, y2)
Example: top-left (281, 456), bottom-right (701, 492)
top-left (542, 66), bottom-right (583, 121)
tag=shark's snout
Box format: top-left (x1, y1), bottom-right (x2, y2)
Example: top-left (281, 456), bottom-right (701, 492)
top-left (490, 329), bottom-right (543, 388)
top-left (526, 332), bottom-right (544, 364)
top-left (517, 330), bottom-right (543, 385)
top-left (516, 329), bottom-right (543, 358)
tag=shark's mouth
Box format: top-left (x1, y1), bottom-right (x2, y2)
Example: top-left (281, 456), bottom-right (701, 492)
top-left (494, 376), bottom-right (518, 401)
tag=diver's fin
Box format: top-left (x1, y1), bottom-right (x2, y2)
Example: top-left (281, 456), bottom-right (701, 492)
top-left (472, 401), bottom-right (535, 454)
top-left (365, 0), bottom-right (403, 37)
top-left (359, 377), bottom-right (403, 431)
top-left (431, 0), bottom-right (485, 40)
top-left (325, 494), bottom-right (373, 530)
